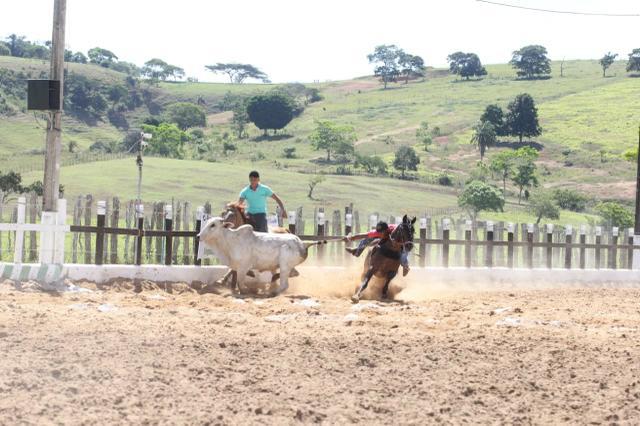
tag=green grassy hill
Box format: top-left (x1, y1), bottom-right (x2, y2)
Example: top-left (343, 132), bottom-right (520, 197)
top-left (1, 56), bottom-right (637, 225)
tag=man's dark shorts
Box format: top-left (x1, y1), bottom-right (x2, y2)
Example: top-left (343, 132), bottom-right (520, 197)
top-left (248, 213), bottom-right (268, 232)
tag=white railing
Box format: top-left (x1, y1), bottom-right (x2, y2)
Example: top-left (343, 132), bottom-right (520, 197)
top-left (0, 197), bottom-right (69, 264)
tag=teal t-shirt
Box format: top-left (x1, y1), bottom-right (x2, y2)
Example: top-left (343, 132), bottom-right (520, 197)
top-left (239, 184), bottom-right (274, 214)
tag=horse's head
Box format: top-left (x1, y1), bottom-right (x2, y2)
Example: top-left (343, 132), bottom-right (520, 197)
top-left (220, 202), bottom-right (247, 228)
top-left (391, 214), bottom-right (416, 246)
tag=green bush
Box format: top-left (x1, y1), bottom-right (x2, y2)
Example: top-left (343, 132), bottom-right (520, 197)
top-left (552, 189), bottom-right (589, 212)
top-left (595, 202), bottom-right (634, 228)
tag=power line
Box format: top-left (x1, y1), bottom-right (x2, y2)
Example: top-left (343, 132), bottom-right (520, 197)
top-left (476, 0), bottom-right (640, 17)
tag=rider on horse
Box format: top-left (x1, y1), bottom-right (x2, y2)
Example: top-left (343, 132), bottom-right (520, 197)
top-left (344, 221), bottom-right (410, 276)
top-left (237, 170), bottom-right (287, 232)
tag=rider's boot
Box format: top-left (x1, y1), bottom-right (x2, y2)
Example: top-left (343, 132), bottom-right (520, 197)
top-left (345, 247), bottom-right (358, 256)
top-left (402, 264), bottom-right (410, 277)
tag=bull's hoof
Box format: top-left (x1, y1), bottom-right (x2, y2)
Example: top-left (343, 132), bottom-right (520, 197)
top-left (350, 294), bottom-right (360, 304)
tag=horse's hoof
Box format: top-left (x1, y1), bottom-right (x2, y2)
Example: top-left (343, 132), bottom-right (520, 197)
top-left (350, 295), bottom-right (360, 304)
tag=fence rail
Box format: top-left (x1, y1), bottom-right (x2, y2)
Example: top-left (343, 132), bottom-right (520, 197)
top-left (1, 195), bottom-right (639, 271)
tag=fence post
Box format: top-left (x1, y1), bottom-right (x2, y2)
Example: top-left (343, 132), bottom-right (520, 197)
top-left (595, 226), bottom-right (602, 269)
top-left (526, 224), bottom-right (534, 269)
top-left (609, 227), bottom-right (618, 270)
top-left (345, 210), bottom-right (353, 237)
top-left (486, 221), bottom-right (494, 268)
top-left (507, 223), bottom-right (514, 269)
top-left (84, 195), bottom-right (93, 264)
top-left (564, 225), bottom-right (572, 269)
top-left (164, 204), bottom-right (173, 266)
top-left (288, 211), bottom-right (297, 234)
top-left (634, 233), bottom-right (640, 271)
top-left (316, 210), bottom-right (325, 262)
top-left (545, 224), bottom-right (553, 269)
top-left (442, 218), bottom-right (450, 268)
top-left (54, 199), bottom-right (67, 264)
top-left (419, 217), bottom-right (427, 267)
top-left (579, 225), bottom-right (586, 269)
top-left (39, 210), bottom-right (56, 264)
top-left (627, 228), bottom-right (634, 270)
top-left (464, 220), bottom-right (472, 268)
top-left (110, 198), bottom-right (120, 264)
top-left (13, 197), bottom-right (26, 264)
top-left (194, 206), bottom-right (204, 266)
top-left (95, 201), bottom-right (106, 265)
top-left (135, 204), bottom-right (144, 266)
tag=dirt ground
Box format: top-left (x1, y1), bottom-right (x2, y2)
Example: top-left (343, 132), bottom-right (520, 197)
top-left (1, 270), bottom-right (639, 425)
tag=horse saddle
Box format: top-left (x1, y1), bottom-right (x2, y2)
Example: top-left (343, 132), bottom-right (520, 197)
top-left (372, 243), bottom-right (401, 261)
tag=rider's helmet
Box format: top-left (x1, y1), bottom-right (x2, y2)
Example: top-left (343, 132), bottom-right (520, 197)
top-left (375, 221), bottom-right (389, 234)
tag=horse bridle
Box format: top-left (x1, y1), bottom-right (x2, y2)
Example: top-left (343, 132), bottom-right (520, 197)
top-left (390, 221), bottom-right (414, 249)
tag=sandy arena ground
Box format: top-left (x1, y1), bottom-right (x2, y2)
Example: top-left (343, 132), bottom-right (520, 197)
top-left (1, 269), bottom-right (640, 425)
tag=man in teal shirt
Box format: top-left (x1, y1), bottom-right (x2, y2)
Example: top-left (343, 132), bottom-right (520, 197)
top-left (238, 170), bottom-right (287, 232)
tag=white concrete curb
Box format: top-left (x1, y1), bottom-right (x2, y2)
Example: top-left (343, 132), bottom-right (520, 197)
top-left (2, 263), bottom-right (639, 288)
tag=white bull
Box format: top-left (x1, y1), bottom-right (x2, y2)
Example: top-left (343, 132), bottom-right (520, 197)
top-left (198, 217), bottom-right (326, 295)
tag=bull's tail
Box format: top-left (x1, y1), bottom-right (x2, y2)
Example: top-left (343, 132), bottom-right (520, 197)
top-left (303, 240), bottom-right (328, 249)
top-left (300, 240), bottom-right (327, 259)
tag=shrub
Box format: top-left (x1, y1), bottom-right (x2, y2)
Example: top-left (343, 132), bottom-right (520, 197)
top-left (552, 189), bottom-right (589, 212)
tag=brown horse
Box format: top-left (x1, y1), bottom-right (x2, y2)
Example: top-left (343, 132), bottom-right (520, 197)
top-left (221, 202), bottom-right (289, 234)
top-left (351, 215), bottom-right (416, 303)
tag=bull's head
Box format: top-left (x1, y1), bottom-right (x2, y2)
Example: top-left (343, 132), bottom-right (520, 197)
top-left (198, 216), bottom-right (235, 245)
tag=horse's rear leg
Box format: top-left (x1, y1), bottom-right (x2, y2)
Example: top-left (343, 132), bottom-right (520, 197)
top-left (352, 268), bottom-right (374, 304)
top-left (381, 270), bottom-right (397, 299)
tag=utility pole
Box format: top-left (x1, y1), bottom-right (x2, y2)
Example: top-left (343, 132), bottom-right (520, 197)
top-left (43, 0), bottom-right (66, 212)
top-left (635, 125), bottom-right (640, 234)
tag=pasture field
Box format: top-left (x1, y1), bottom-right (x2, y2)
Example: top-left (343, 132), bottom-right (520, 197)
top-left (1, 276), bottom-right (638, 424)
top-left (19, 157), bottom-right (598, 225)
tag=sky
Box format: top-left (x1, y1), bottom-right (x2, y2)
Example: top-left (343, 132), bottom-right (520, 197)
top-left (1, 0), bottom-right (639, 83)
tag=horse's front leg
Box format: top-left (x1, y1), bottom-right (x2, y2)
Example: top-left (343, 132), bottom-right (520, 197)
top-left (352, 267), bottom-right (375, 304)
top-left (381, 270), bottom-right (398, 299)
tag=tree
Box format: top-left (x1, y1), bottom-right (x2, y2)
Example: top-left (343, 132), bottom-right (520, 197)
top-left (0, 171), bottom-right (23, 202)
top-left (626, 48), bottom-right (640, 74)
top-left (71, 51), bottom-right (88, 64)
top-left (0, 43), bottom-right (10, 56)
top-left (88, 47), bottom-right (118, 66)
top-left (599, 52), bottom-right (618, 77)
top-left (398, 52), bottom-right (425, 84)
top-left (246, 92), bottom-right (296, 136)
top-left (457, 180), bottom-right (504, 221)
top-left (309, 121), bottom-right (357, 162)
top-left (165, 102), bottom-right (206, 130)
top-left (393, 146), bottom-right (420, 178)
top-left (367, 45), bottom-right (402, 89)
top-left (355, 154), bottom-right (387, 175)
top-left (141, 58), bottom-right (183, 82)
top-left (142, 123), bottom-right (188, 158)
top-left (530, 192), bottom-right (560, 224)
top-left (505, 93), bottom-right (542, 143)
top-left (510, 45), bottom-right (551, 79)
top-left (231, 102), bottom-right (250, 139)
top-left (204, 63), bottom-right (269, 83)
top-left (307, 175), bottom-right (325, 200)
top-left (5, 34), bottom-right (27, 57)
top-left (283, 147), bottom-right (296, 158)
top-left (489, 150), bottom-right (516, 198)
top-left (470, 121), bottom-right (496, 161)
top-left (415, 121), bottom-right (433, 151)
top-left (480, 104), bottom-right (507, 136)
top-left (552, 189), bottom-right (589, 212)
top-left (511, 147), bottom-right (539, 204)
top-left (447, 52), bottom-right (487, 80)
top-left (596, 202), bottom-right (634, 228)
